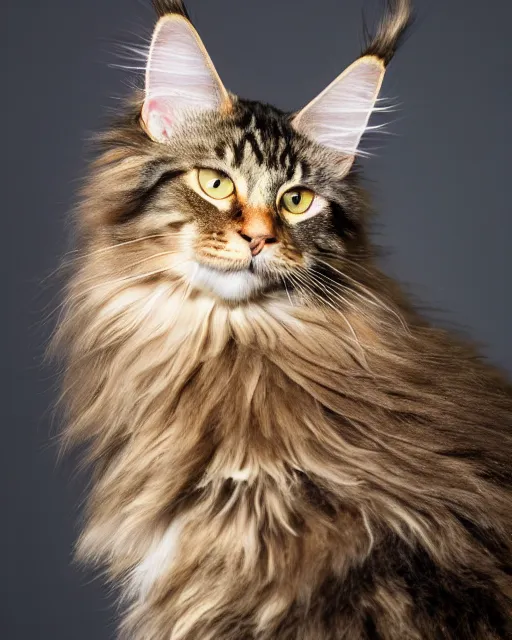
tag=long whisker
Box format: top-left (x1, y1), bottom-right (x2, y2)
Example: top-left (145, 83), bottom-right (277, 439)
top-left (280, 274), bottom-right (294, 307)
top-left (285, 273), bottom-right (313, 309)
top-left (305, 268), bottom-right (387, 343)
top-left (63, 234), bottom-right (174, 260)
top-left (292, 269), bottom-right (348, 320)
top-left (74, 250), bottom-right (183, 288)
top-left (45, 266), bottom-right (172, 334)
top-left (43, 254), bottom-right (181, 326)
top-left (293, 268), bottom-right (370, 370)
top-left (287, 271), bottom-right (362, 354)
top-left (307, 267), bottom-right (365, 315)
top-left (74, 262), bottom-right (176, 298)
top-left (40, 239), bottom-right (183, 325)
top-left (79, 234), bottom-right (170, 257)
top-left (46, 234), bottom-right (176, 285)
top-left (314, 257), bottom-right (407, 331)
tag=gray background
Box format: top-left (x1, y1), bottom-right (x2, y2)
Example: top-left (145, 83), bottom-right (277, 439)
top-left (4, 0), bottom-right (511, 637)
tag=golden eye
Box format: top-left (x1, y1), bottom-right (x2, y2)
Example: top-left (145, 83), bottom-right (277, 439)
top-left (281, 188), bottom-right (315, 215)
top-left (198, 168), bottom-right (235, 200)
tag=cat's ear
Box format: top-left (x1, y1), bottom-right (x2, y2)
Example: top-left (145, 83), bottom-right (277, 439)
top-left (142, 16), bottom-right (230, 142)
top-left (291, 56), bottom-right (385, 160)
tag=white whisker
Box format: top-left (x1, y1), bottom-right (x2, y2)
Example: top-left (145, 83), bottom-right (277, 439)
top-left (44, 252), bottom-right (183, 326)
top-left (314, 258), bottom-right (407, 331)
top-left (295, 268), bottom-right (369, 369)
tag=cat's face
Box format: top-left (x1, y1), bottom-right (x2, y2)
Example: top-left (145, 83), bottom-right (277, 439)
top-left (83, 14), bottom-right (388, 304)
top-left (107, 102), bottom-right (367, 302)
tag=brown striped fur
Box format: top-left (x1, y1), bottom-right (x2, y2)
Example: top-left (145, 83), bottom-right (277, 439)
top-left (54, 1), bottom-right (512, 638)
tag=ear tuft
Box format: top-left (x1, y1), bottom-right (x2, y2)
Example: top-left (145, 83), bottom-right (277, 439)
top-left (292, 56), bottom-right (385, 159)
top-left (362, 0), bottom-right (413, 66)
top-left (142, 16), bottom-right (229, 143)
top-left (152, 0), bottom-right (190, 20)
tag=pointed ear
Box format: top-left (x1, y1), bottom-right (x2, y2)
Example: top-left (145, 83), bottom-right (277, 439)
top-left (292, 56), bottom-right (385, 159)
top-left (142, 16), bottom-right (231, 142)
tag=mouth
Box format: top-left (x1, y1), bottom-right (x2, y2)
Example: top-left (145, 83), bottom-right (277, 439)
top-left (186, 260), bottom-right (270, 302)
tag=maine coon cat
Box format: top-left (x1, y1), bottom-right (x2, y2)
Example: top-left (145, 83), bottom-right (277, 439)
top-left (54, 0), bottom-right (512, 637)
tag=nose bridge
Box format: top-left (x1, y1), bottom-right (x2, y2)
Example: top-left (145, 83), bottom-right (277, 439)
top-left (240, 205), bottom-right (276, 240)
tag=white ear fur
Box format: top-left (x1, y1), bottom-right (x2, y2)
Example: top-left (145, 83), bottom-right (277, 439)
top-left (142, 16), bottom-right (230, 142)
top-left (292, 56), bottom-right (385, 158)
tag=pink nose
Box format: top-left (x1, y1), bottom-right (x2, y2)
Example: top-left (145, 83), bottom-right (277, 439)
top-left (237, 206), bottom-right (277, 256)
top-left (239, 233), bottom-right (277, 256)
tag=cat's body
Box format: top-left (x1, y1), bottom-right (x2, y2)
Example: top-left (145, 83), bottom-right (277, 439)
top-left (56, 1), bottom-right (512, 638)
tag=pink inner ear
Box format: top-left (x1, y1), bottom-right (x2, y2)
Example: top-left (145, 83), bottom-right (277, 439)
top-left (142, 97), bottom-right (175, 142)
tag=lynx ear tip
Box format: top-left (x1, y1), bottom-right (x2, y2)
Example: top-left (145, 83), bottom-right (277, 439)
top-left (152, 0), bottom-right (191, 20)
top-left (369, 55), bottom-right (386, 68)
top-left (353, 54), bottom-right (386, 70)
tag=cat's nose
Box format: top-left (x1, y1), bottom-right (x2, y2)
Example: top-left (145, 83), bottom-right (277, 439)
top-left (239, 232), bottom-right (277, 256)
top-left (237, 207), bottom-right (277, 256)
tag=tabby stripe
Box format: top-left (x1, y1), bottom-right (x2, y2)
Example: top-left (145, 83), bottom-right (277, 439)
top-left (233, 138), bottom-right (246, 168)
top-left (236, 110), bottom-right (254, 130)
top-left (117, 167), bottom-right (184, 224)
top-left (214, 143), bottom-right (226, 160)
top-left (245, 131), bottom-right (264, 165)
top-left (300, 160), bottom-right (311, 181)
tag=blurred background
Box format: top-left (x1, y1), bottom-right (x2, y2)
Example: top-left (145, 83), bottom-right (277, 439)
top-left (4, 0), bottom-right (511, 637)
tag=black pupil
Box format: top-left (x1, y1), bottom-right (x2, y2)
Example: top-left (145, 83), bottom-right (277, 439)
top-left (213, 179), bottom-right (221, 189)
top-left (292, 193), bottom-right (301, 206)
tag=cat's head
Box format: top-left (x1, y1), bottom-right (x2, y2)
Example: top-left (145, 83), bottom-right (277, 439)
top-left (80, 0), bottom-right (411, 304)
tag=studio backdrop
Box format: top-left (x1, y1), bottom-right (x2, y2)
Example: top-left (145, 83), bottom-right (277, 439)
top-left (4, 0), bottom-right (511, 638)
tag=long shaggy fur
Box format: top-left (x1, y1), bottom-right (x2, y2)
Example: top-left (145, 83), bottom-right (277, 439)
top-left (54, 1), bottom-right (511, 639)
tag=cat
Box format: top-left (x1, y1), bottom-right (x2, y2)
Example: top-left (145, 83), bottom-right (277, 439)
top-left (54, 0), bottom-right (512, 638)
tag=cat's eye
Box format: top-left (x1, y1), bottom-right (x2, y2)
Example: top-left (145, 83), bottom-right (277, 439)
top-left (280, 188), bottom-right (315, 215)
top-left (198, 168), bottom-right (235, 200)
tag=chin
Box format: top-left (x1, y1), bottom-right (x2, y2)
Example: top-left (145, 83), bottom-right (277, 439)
top-left (188, 263), bottom-right (270, 302)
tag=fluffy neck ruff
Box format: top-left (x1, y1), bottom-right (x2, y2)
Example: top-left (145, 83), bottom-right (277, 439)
top-left (56, 273), bottom-right (511, 636)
